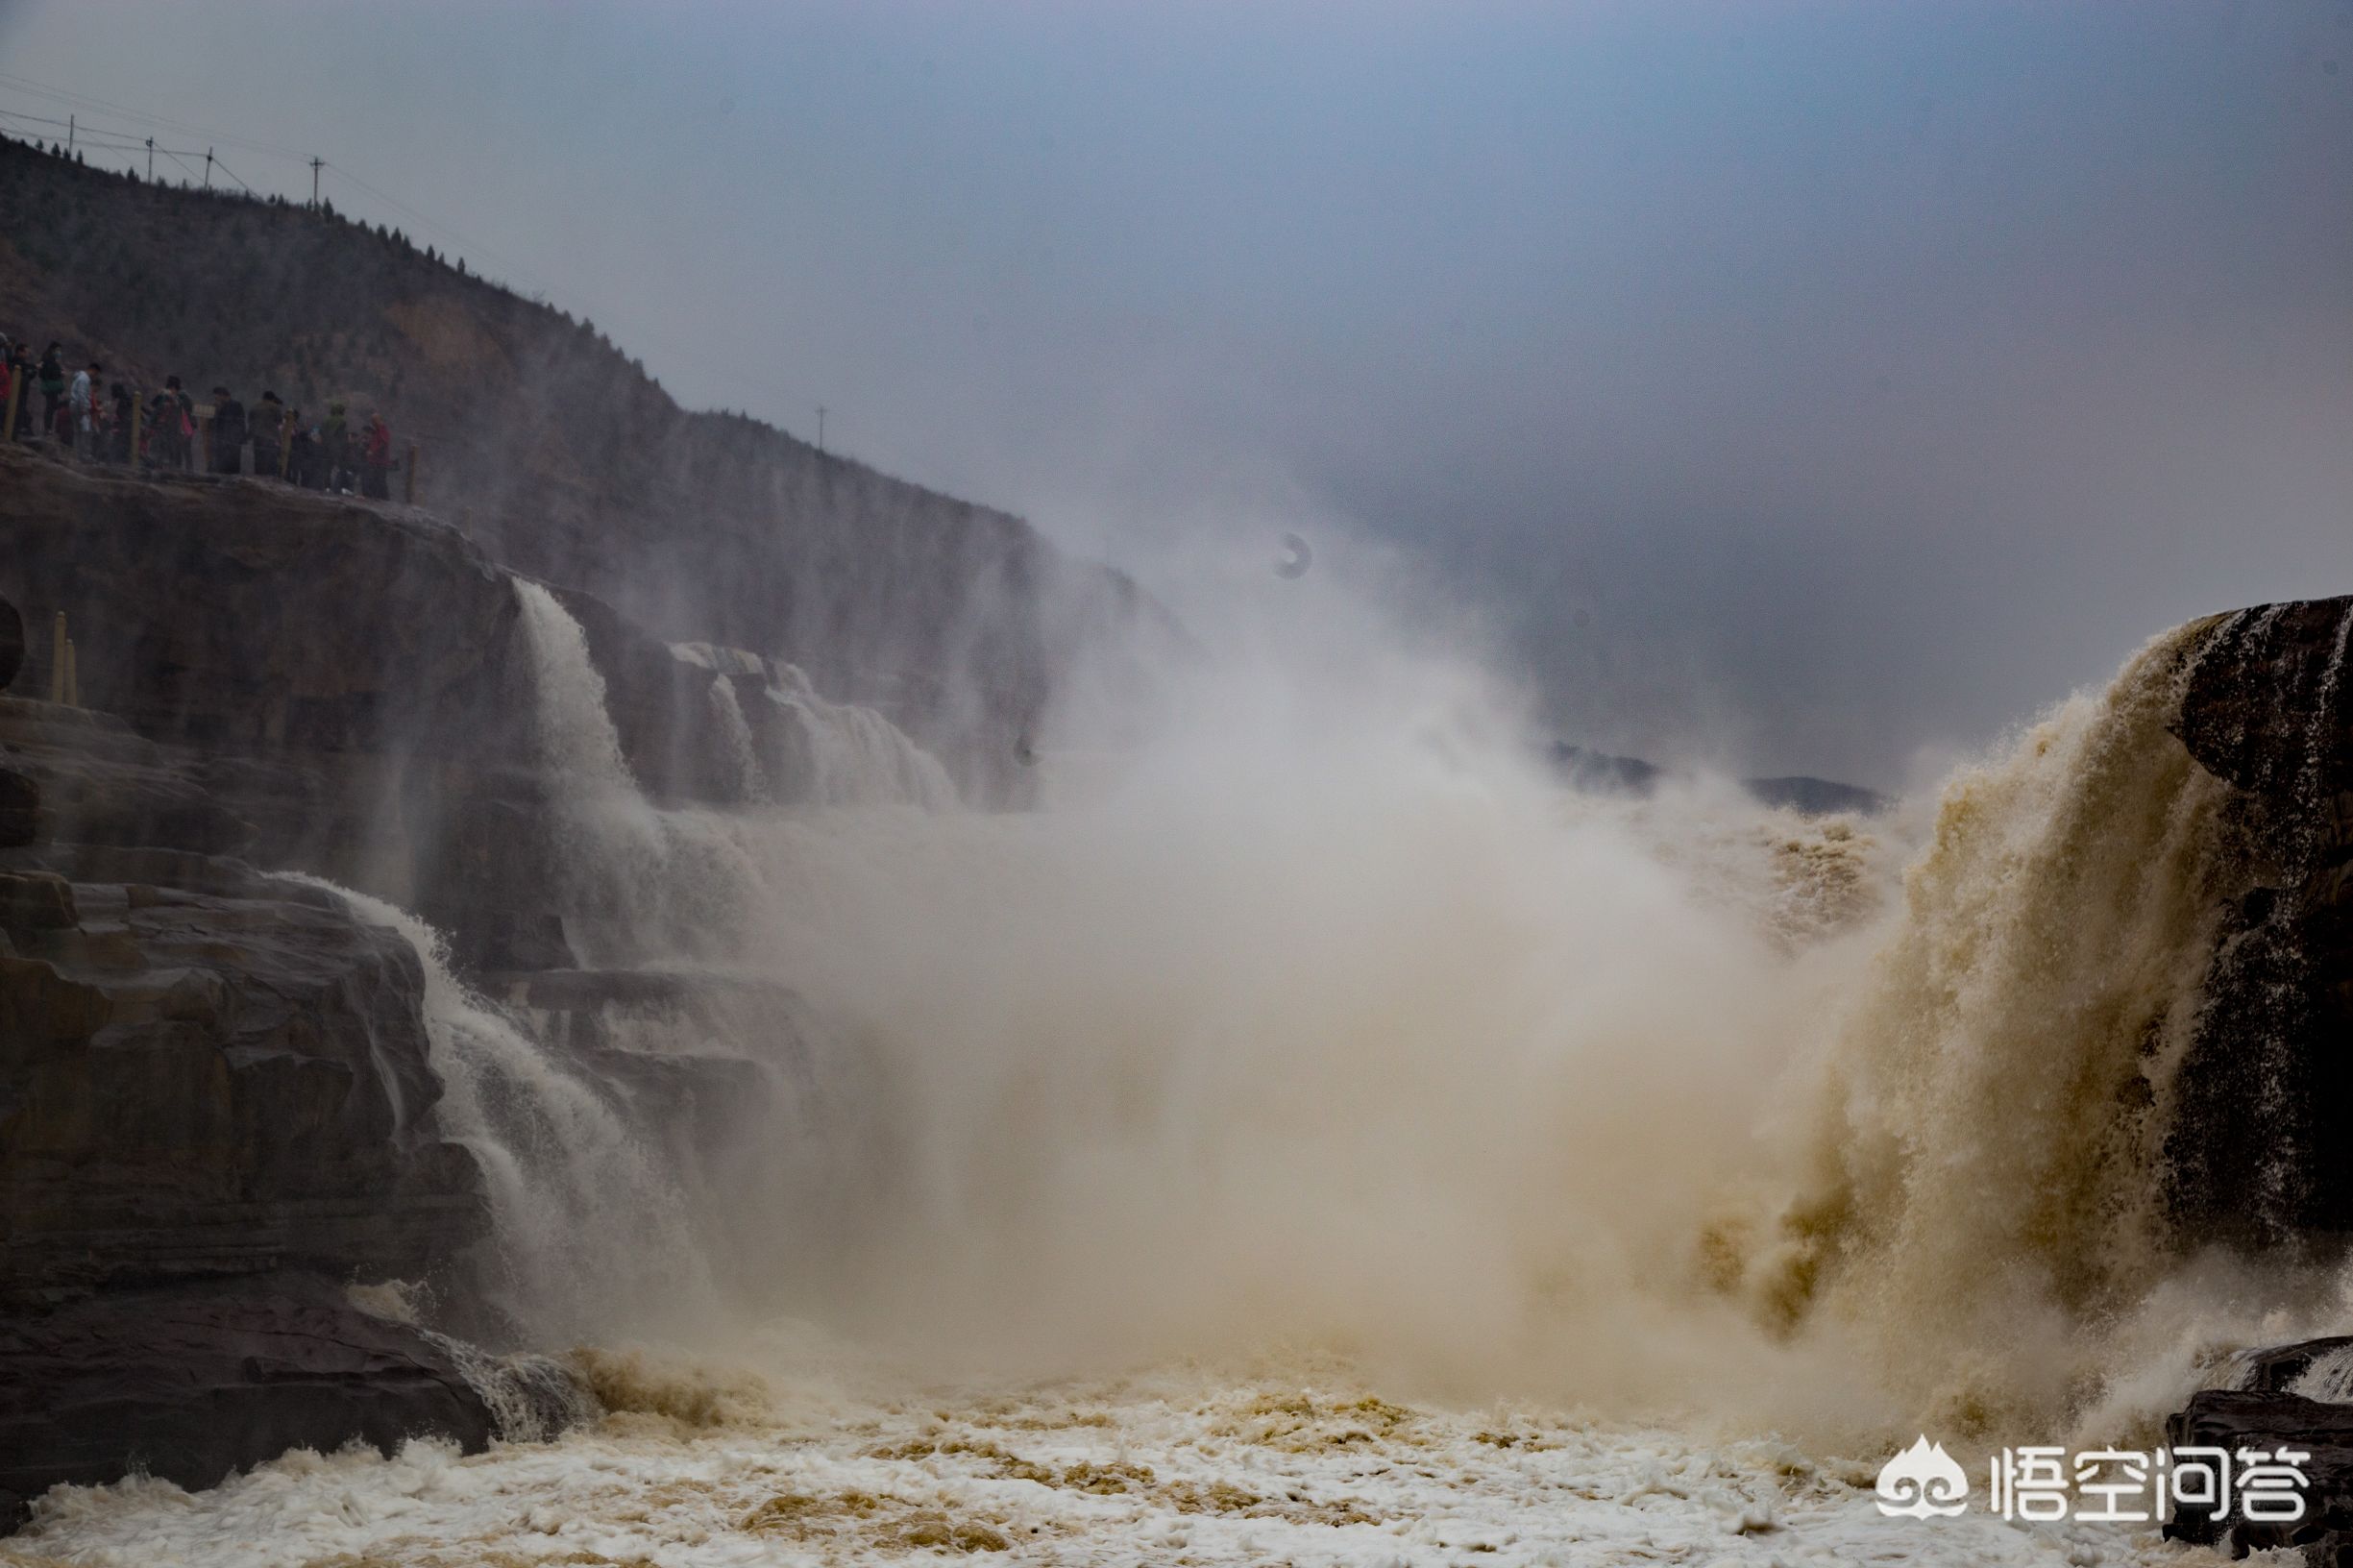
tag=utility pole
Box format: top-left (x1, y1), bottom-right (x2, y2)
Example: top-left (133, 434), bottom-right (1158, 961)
top-left (310, 157), bottom-right (323, 208)
top-left (66, 115), bottom-right (73, 155)
top-left (817, 404), bottom-right (826, 455)
top-left (145, 136), bottom-right (154, 181)
top-left (204, 148), bottom-right (213, 189)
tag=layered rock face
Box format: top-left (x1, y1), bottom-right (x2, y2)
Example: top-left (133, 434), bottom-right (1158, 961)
top-left (0, 446), bottom-right (935, 968)
top-left (0, 448), bottom-right (892, 1525)
top-left (0, 1276), bottom-right (493, 1532)
top-left (2165, 599), bottom-right (2353, 1244)
top-left (0, 583), bottom-right (500, 1523)
top-left (0, 855), bottom-right (482, 1295)
top-left (2153, 600), bottom-right (2353, 1563)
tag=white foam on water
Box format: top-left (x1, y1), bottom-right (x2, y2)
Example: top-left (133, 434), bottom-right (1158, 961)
top-left (7, 1354), bottom-right (2195, 1568)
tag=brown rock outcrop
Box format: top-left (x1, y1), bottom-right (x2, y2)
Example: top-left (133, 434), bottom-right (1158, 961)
top-left (0, 1274), bottom-right (493, 1533)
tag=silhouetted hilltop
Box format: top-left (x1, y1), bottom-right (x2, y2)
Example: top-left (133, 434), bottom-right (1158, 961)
top-left (1550, 742), bottom-right (1889, 815)
top-left (0, 134), bottom-right (1175, 786)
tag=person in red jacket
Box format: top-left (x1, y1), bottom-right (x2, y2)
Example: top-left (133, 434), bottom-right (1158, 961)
top-left (359, 411), bottom-right (393, 499)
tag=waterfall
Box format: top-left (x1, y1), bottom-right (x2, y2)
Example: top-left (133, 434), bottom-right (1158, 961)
top-left (513, 580), bottom-right (639, 793)
top-left (1748, 621), bottom-right (2239, 1435)
top-left (767, 662), bottom-right (957, 810)
top-left (512, 579), bottom-right (783, 964)
top-left (510, 579), bottom-right (673, 963)
top-left (669, 636), bottom-right (952, 811)
top-left (708, 675), bottom-right (770, 804)
top-left (283, 874), bottom-right (718, 1343)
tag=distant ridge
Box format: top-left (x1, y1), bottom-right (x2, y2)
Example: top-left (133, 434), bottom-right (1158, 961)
top-left (1551, 743), bottom-right (1890, 816)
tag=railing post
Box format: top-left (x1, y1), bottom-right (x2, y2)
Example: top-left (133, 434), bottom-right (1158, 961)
top-left (404, 442), bottom-right (419, 504)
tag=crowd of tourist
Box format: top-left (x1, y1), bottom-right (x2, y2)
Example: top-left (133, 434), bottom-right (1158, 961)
top-left (0, 332), bottom-right (399, 499)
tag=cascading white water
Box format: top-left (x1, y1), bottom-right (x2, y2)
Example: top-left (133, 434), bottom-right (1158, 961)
top-left (767, 662), bottom-right (957, 810)
top-left (2292, 1342), bottom-right (2353, 1403)
top-left (707, 674), bottom-right (770, 804)
top-left (279, 874), bottom-right (717, 1344)
top-left (511, 580), bottom-right (673, 962)
top-left (513, 581), bottom-right (642, 794)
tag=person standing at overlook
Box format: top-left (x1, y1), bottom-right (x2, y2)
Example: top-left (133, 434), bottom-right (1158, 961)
top-left (250, 391), bottom-right (284, 478)
top-left (286, 409), bottom-right (322, 488)
top-left (36, 342), bottom-right (64, 433)
top-left (2, 339), bottom-right (29, 439)
top-left (359, 411), bottom-right (392, 499)
top-left (210, 386), bottom-right (247, 476)
top-left (323, 402), bottom-right (353, 492)
top-left (69, 362), bottom-right (98, 457)
top-left (108, 381), bottom-right (135, 464)
top-left (148, 376), bottom-right (194, 469)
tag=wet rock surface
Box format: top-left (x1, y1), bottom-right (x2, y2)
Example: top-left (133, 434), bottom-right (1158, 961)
top-left (0, 847), bottom-right (486, 1296)
top-left (0, 1273), bottom-right (493, 1531)
top-left (2162, 602), bottom-right (2353, 1566)
top-left (0, 448), bottom-right (764, 966)
top-left (2164, 1383), bottom-right (2353, 1563)
top-left (0, 838), bottom-right (497, 1531)
top-left (2166, 598), bottom-right (2353, 1244)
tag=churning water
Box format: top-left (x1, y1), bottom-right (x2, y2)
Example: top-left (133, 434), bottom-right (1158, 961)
top-left (12, 591), bottom-right (2349, 1567)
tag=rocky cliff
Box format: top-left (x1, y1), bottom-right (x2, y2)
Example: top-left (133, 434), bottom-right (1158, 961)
top-left (0, 133), bottom-right (1179, 796)
top-left (2145, 599), bottom-right (2353, 1564)
top-left (2165, 600), bottom-right (2353, 1246)
top-left (0, 444), bottom-right (972, 963)
top-left (0, 444), bottom-right (887, 1525)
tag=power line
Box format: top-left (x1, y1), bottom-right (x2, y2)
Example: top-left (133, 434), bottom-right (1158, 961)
top-left (0, 77), bottom-right (534, 282)
top-left (0, 110), bottom-right (208, 161)
top-left (0, 70), bottom-right (314, 164)
top-left (318, 158), bottom-right (551, 296)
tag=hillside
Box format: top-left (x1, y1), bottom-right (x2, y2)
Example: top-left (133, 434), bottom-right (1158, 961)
top-left (0, 134), bottom-right (1173, 793)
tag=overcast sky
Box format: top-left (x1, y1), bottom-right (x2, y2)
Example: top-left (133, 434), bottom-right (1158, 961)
top-left (3, 0), bottom-right (2348, 785)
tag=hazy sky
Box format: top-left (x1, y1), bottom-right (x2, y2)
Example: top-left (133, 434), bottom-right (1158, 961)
top-left (4, 1), bottom-right (2349, 785)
